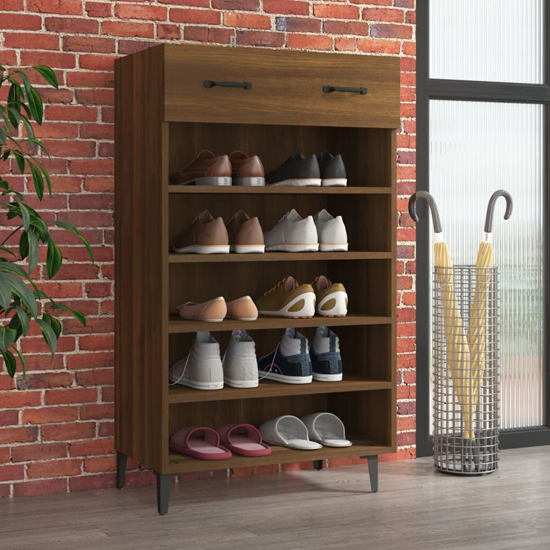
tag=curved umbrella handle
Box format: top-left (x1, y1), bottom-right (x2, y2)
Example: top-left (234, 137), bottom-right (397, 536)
top-left (484, 190), bottom-right (513, 233)
top-left (408, 191), bottom-right (443, 234)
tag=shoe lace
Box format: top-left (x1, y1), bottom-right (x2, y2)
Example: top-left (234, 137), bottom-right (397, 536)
top-left (258, 342), bottom-right (279, 382)
top-left (169, 352), bottom-right (191, 386)
top-left (263, 278), bottom-right (294, 296)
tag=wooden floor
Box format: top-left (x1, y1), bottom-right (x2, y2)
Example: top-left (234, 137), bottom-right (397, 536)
top-left (1, 447), bottom-right (549, 550)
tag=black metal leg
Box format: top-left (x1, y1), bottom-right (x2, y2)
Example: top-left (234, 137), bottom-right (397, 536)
top-left (156, 473), bottom-right (172, 515)
top-left (313, 460), bottom-right (323, 471)
top-left (116, 452), bottom-right (127, 490)
top-left (366, 455), bottom-right (378, 493)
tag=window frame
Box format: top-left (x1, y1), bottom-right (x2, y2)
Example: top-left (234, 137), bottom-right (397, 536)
top-left (416, 0), bottom-right (550, 456)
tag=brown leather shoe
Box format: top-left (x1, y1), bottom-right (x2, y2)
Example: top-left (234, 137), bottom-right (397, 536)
top-left (226, 210), bottom-right (265, 254)
top-left (169, 150), bottom-right (232, 186)
top-left (173, 211), bottom-right (230, 254)
top-left (229, 151), bottom-right (265, 186)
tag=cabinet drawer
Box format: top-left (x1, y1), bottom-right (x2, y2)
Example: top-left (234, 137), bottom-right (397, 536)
top-left (164, 45), bottom-right (400, 129)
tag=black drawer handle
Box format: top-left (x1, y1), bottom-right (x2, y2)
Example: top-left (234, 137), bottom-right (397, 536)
top-left (204, 80), bottom-right (252, 90)
top-left (323, 86), bottom-right (367, 95)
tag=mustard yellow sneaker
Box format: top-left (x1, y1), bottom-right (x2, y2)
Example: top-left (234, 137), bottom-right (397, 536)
top-left (256, 276), bottom-right (316, 318)
top-left (311, 276), bottom-right (348, 317)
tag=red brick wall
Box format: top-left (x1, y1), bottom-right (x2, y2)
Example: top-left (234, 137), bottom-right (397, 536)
top-left (0, 0), bottom-right (416, 498)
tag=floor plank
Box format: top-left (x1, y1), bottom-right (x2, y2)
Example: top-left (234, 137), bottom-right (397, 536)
top-left (0, 447), bottom-right (549, 550)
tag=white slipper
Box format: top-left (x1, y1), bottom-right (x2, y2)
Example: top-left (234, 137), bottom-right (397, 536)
top-left (259, 415), bottom-right (322, 451)
top-left (301, 413), bottom-right (352, 448)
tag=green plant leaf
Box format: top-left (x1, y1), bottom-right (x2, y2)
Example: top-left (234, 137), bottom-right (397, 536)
top-left (7, 104), bottom-right (20, 127)
top-left (50, 303), bottom-right (86, 326)
top-left (15, 305), bottom-right (29, 336)
top-left (14, 70), bottom-right (32, 97)
top-left (28, 87), bottom-right (44, 125)
top-left (33, 288), bottom-right (48, 300)
top-left (14, 150), bottom-right (25, 174)
top-left (21, 116), bottom-right (35, 140)
top-left (43, 312), bottom-right (62, 339)
top-left (13, 347), bottom-right (26, 376)
top-left (27, 230), bottom-right (39, 274)
top-left (39, 163), bottom-right (52, 196)
top-left (0, 108), bottom-right (14, 135)
top-left (33, 66), bottom-right (58, 89)
top-left (0, 245), bottom-right (15, 258)
top-left (0, 270), bottom-right (38, 318)
top-left (46, 238), bottom-right (62, 278)
top-left (29, 162), bottom-right (44, 200)
top-left (19, 231), bottom-right (29, 260)
top-left (0, 326), bottom-right (17, 352)
top-left (19, 202), bottom-right (31, 231)
top-left (36, 318), bottom-right (57, 356)
top-left (8, 312), bottom-right (23, 341)
top-left (0, 126), bottom-right (6, 146)
top-left (1, 349), bottom-right (17, 377)
top-left (55, 221), bottom-right (94, 263)
top-left (0, 261), bottom-right (30, 279)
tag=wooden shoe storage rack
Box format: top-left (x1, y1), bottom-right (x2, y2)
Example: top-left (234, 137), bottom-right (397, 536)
top-left (115, 44), bottom-right (399, 514)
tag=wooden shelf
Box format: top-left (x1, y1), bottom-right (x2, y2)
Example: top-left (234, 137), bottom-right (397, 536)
top-left (169, 375), bottom-right (392, 404)
top-left (169, 251), bottom-right (392, 264)
top-left (168, 313), bottom-right (392, 334)
top-left (169, 186), bottom-right (391, 195)
top-left (168, 438), bottom-right (392, 473)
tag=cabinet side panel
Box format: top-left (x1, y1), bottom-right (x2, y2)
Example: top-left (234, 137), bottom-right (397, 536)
top-left (115, 45), bottom-right (166, 470)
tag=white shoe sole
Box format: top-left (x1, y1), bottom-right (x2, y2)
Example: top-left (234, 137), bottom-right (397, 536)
top-left (313, 372), bottom-right (343, 382)
top-left (322, 178), bottom-right (347, 187)
top-left (265, 243), bottom-right (319, 253)
top-left (172, 244), bottom-right (230, 254)
top-left (233, 177), bottom-right (265, 186)
top-left (230, 244), bottom-right (265, 254)
top-left (226, 316), bottom-right (257, 321)
top-left (259, 371), bottom-right (312, 384)
top-left (259, 292), bottom-right (316, 318)
top-left (268, 179), bottom-right (321, 187)
top-left (169, 374), bottom-right (223, 391)
top-left (224, 377), bottom-right (259, 388)
top-left (316, 291), bottom-right (348, 317)
top-left (319, 243), bottom-right (348, 252)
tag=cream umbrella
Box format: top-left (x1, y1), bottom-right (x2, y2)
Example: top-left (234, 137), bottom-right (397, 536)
top-left (468, 191), bottom-right (512, 440)
top-left (409, 192), bottom-right (473, 439)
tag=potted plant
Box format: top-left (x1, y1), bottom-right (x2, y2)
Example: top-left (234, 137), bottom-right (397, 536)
top-left (0, 65), bottom-right (93, 377)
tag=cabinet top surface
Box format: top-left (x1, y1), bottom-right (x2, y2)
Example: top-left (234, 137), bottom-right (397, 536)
top-left (119, 43), bottom-right (401, 128)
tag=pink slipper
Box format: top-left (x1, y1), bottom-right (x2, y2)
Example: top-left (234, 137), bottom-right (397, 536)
top-left (217, 424), bottom-right (272, 457)
top-left (170, 427), bottom-right (232, 461)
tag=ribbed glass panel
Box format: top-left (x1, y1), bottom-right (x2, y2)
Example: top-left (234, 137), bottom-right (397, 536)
top-left (429, 0), bottom-right (544, 84)
top-left (429, 100), bottom-right (544, 431)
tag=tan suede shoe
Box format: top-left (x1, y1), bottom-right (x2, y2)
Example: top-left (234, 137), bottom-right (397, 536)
top-left (256, 276), bottom-right (316, 318)
top-left (173, 211), bottom-right (230, 254)
top-left (311, 276), bottom-right (348, 317)
top-left (229, 151), bottom-right (265, 186)
top-left (226, 296), bottom-right (258, 321)
top-left (169, 150), bottom-right (232, 186)
top-left (177, 297), bottom-right (227, 322)
top-left (226, 210), bottom-right (265, 254)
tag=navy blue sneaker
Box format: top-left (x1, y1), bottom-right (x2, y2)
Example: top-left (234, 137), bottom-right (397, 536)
top-left (310, 327), bottom-right (343, 382)
top-left (257, 328), bottom-right (312, 384)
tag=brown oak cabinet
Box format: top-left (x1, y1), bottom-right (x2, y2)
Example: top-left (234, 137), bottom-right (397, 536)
top-left (115, 44), bottom-right (399, 515)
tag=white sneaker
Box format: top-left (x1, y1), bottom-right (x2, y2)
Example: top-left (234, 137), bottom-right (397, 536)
top-left (223, 330), bottom-right (259, 388)
top-left (314, 210), bottom-right (348, 252)
top-left (169, 332), bottom-right (223, 390)
top-left (263, 209), bottom-right (319, 252)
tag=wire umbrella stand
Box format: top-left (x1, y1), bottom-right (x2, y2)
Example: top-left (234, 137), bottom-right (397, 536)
top-left (433, 265), bottom-right (500, 475)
